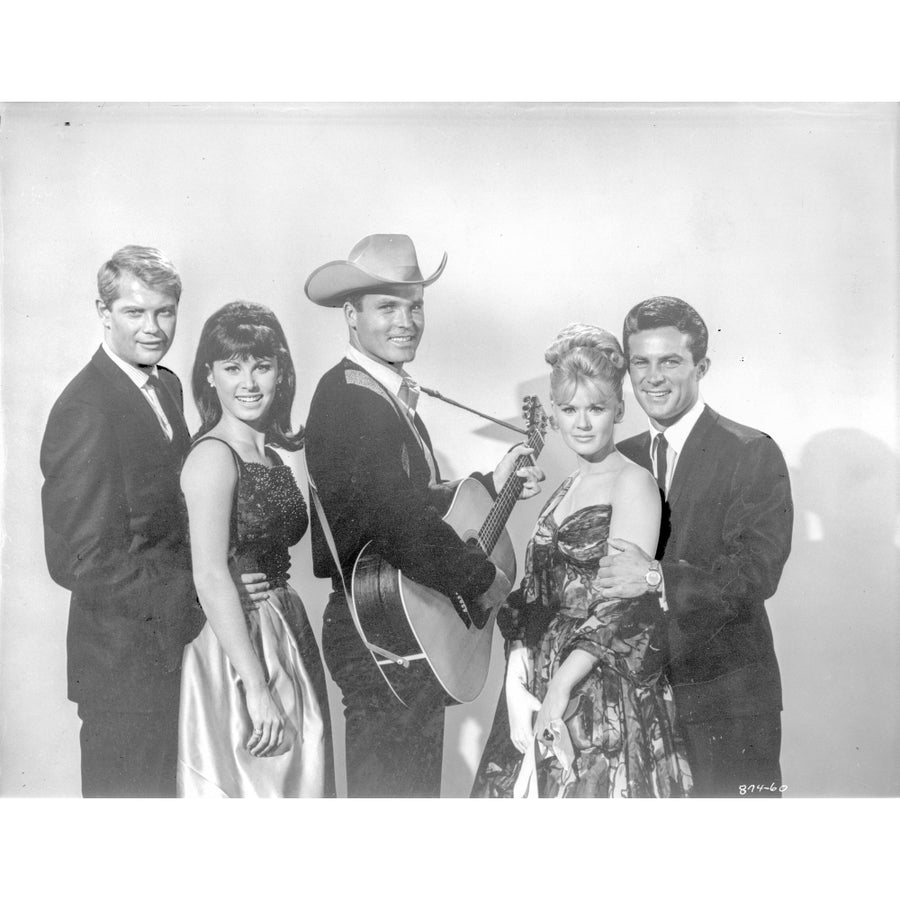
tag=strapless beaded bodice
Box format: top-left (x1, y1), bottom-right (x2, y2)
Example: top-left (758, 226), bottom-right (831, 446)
top-left (186, 437), bottom-right (308, 587)
top-left (231, 457), bottom-right (308, 587)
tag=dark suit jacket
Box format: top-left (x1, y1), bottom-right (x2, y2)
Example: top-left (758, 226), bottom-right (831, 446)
top-left (40, 347), bottom-right (204, 713)
top-left (618, 406), bottom-right (793, 723)
top-left (305, 359), bottom-right (496, 603)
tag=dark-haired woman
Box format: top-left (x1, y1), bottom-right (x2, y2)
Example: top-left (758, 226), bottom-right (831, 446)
top-left (177, 301), bottom-right (333, 797)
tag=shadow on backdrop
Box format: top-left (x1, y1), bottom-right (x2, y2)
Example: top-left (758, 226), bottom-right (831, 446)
top-left (774, 428), bottom-right (900, 796)
top-left (444, 420), bottom-right (900, 798)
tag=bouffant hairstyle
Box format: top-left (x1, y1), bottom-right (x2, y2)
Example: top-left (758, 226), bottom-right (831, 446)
top-left (191, 301), bottom-right (303, 450)
top-left (97, 245), bottom-right (182, 307)
top-left (622, 296), bottom-right (708, 364)
top-left (544, 323), bottom-right (628, 403)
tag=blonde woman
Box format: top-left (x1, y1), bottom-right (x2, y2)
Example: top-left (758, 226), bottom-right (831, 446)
top-left (472, 324), bottom-right (691, 798)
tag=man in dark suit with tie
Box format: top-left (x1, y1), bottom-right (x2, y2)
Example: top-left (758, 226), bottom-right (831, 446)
top-left (303, 234), bottom-right (543, 796)
top-left (597, 296), bottom-right (793, 797)
top-left (41, 245), bottom-right (203, 797)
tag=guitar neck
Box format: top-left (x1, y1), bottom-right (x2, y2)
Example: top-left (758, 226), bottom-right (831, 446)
top-left (476, 430), bottom-right (545, 555)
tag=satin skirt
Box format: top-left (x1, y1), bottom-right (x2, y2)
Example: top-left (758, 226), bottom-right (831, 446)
top-left (177, 585), bottom-right (330, 798)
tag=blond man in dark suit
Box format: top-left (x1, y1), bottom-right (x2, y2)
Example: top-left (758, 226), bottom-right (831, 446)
top-left (41, 246), bottom-right (265, 797)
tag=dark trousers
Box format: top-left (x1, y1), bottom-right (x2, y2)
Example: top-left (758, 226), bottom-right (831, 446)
top-left (681, 712), bottom-right (783, 798)
top-left (322, 593), bottom-right (445, 798)
top-left (78, 705), bottom-right (179, 798)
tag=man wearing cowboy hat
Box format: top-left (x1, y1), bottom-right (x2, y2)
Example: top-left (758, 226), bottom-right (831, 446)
top-left (304, 233), bottom-right (544, 797)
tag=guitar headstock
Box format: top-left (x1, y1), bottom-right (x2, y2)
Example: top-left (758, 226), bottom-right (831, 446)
top-left (521, 395), bottom-right (548, 442)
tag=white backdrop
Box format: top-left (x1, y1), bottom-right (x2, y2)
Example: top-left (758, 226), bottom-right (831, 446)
top-left (1, 102), bottom-right (897, 797)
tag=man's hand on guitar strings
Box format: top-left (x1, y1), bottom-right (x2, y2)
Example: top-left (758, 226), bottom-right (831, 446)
top-left (492, 444), bottom-right (546, 498)
top-left (455, 565), bottom-right (511, 630)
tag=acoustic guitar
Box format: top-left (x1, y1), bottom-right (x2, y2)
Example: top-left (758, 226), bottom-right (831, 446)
top-left (349, 397), bottom-right (547, 707)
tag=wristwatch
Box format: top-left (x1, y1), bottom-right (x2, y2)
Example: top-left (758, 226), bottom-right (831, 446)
top-left (645, 560), bottom-right (662, 591)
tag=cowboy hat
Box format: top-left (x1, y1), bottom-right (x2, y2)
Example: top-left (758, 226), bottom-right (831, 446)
top-left (304, 234), bottom-right (448, 307)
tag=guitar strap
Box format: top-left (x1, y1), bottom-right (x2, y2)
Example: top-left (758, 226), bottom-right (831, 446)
top-left (302, 453), bottom-right (413, 669)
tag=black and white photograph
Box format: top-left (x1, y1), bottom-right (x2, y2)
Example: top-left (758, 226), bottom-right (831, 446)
top-left (4, 99), bottom-right (896, 798)
top-left (1, 6), bottom-right (897, 896)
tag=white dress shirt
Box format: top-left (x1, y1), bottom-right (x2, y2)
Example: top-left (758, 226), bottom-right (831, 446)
top-left (345, 344), bottom-right (407, 402)
top-left (648, 398), bottom-right (707, 494)
top-left (101, 340), bottom-right (173, 440)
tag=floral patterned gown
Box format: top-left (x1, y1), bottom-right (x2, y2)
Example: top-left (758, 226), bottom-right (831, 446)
top-left (471, 474), bottom-right (692, 798)
top-left (177, 437), bottom-right (334, 798)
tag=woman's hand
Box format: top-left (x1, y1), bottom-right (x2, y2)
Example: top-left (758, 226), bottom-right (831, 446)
top-left (244, 682), bottom-right (285, 757)
top-left (506, 644), bottom-right (541, 753)
top-left (533, 679), bottom-right (572, 746)
top-left (532, 648), bottom-right (595, 745)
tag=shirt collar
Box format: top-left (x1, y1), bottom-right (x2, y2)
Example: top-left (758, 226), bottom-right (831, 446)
top-left (345, 344), bottom-right (409, 398)
top-left (101, 339), bottom-right (158, 389)
top-left (648, 396), bottom-right (706, 457)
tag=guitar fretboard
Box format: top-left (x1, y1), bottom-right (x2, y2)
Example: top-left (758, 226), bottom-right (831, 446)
top-left (477, 428), bottom-right (545, 554)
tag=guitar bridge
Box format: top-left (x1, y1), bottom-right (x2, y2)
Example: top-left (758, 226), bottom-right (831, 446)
top-left (451, 592), bottom-right (473, 628)
top-left (375, 651), bottom-right (427, 668)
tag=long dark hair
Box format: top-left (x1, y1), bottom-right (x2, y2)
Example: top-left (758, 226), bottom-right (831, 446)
top-left (191, 301), bottom-right (304, 450)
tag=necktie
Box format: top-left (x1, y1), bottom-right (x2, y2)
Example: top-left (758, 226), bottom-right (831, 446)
top-left (653, 432), bottom-right (668, 495)
top-left (397, 374), bottom-right (438, 484)
top-left (144, 373), bottom-right (174, 441)
top-left (398, 375), bottom-right (420, 420)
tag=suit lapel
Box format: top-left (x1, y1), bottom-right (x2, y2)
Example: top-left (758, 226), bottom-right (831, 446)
top-left (90, 346), bottom-right (142, 401)
top-left (89, 348), bottom-right (188, 452)
top-left (632, 431), bottom-right (653, 474)
top-left (667, 406), bottom-right (718, 509)
top-left (625, 429), bottom-right (668, 558)
top-left (153, 373), bottom-right (191, 449)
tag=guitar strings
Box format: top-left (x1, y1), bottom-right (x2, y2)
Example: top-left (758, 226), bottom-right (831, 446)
top-left (478, 428), bottom-right (545, 552)
top-left (477, 399), bottom-right (546, 552)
